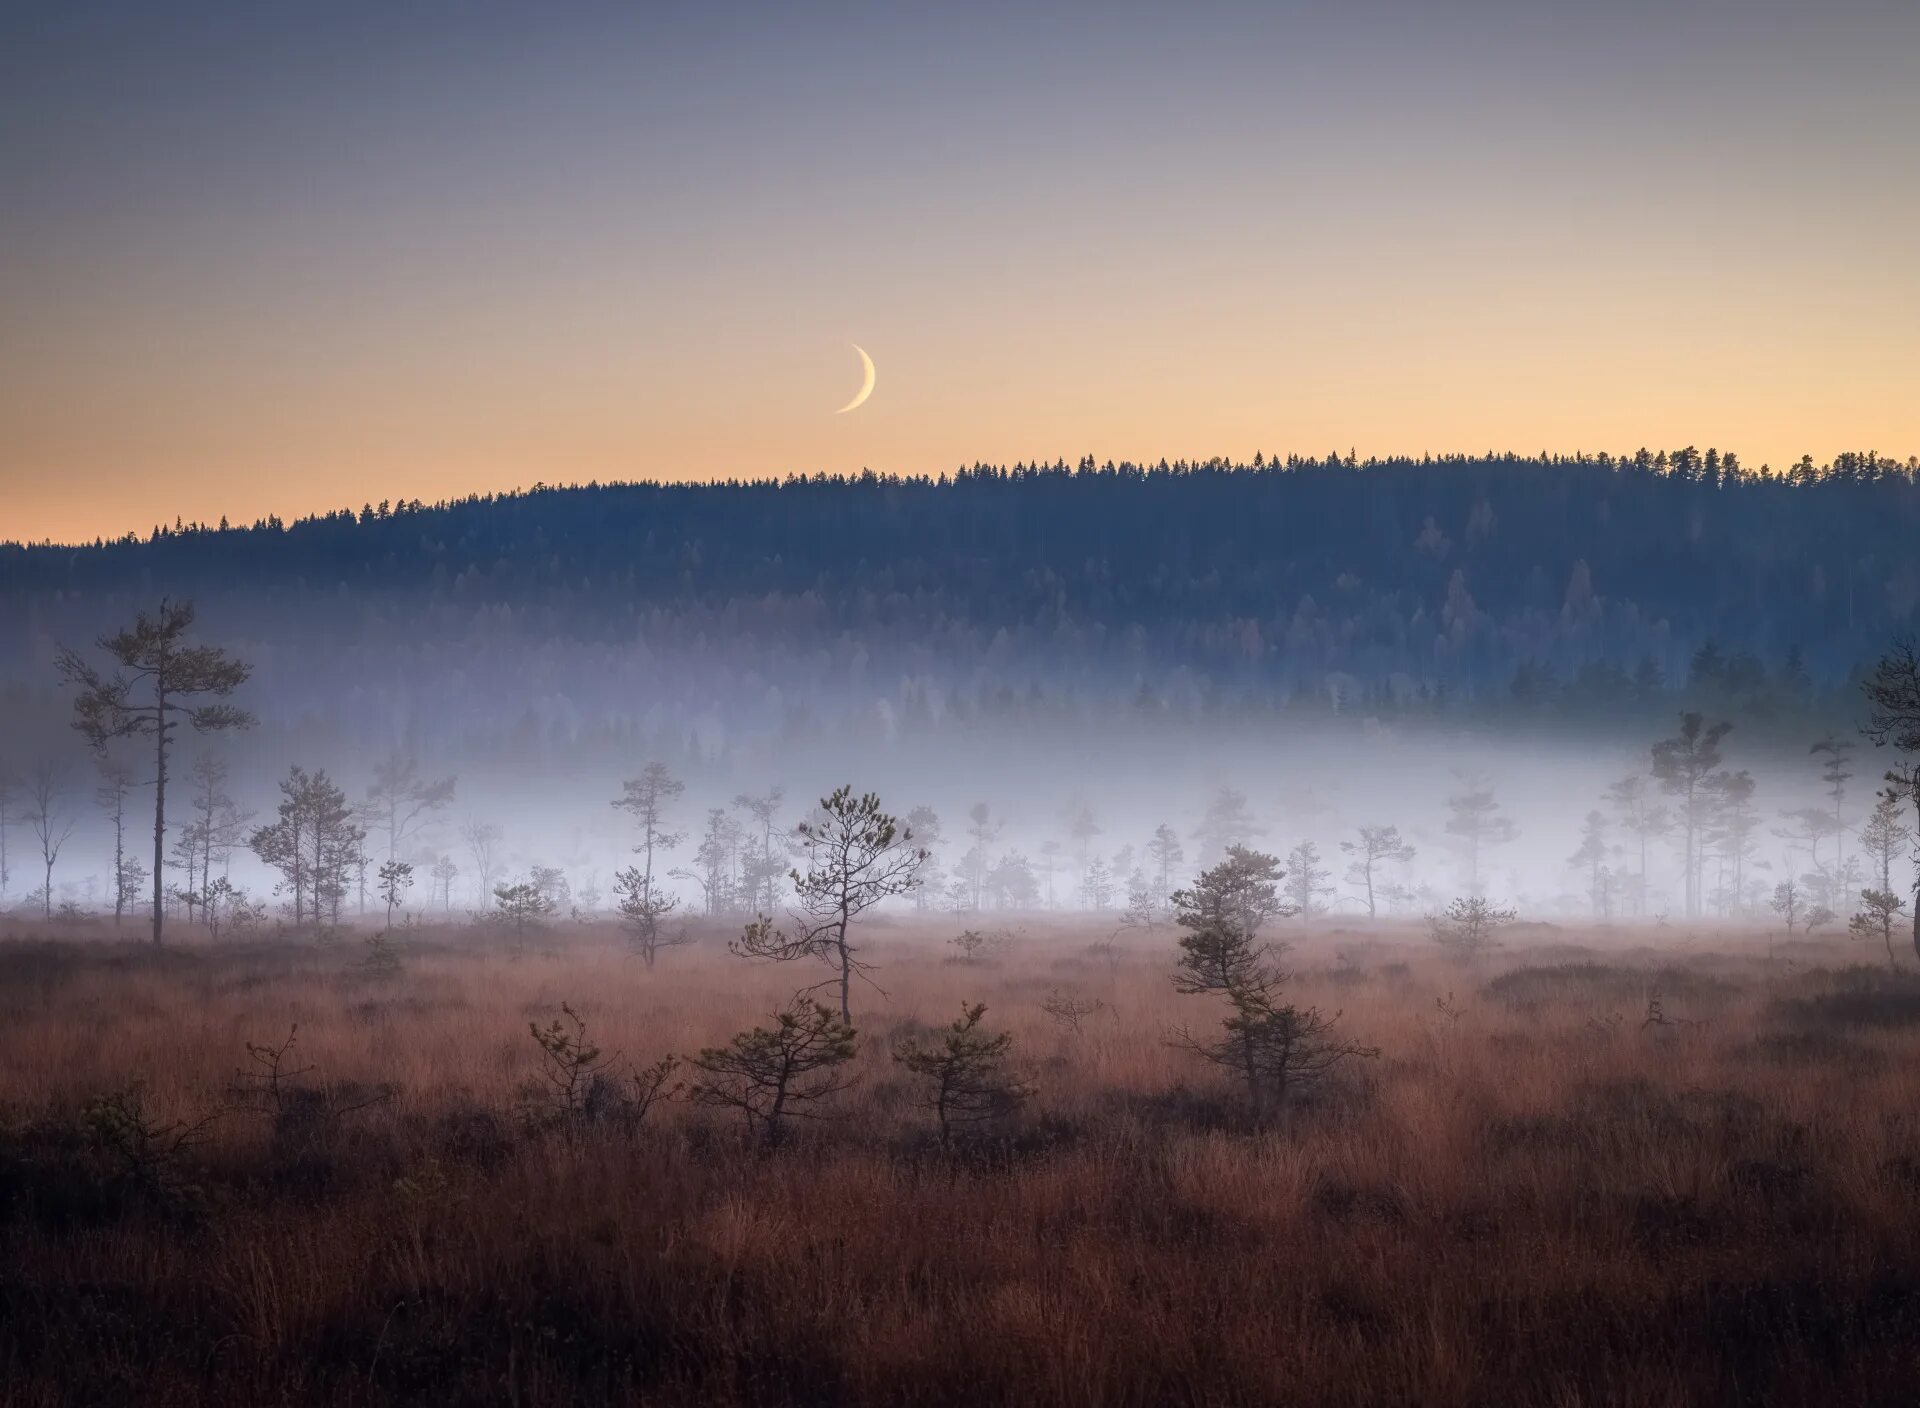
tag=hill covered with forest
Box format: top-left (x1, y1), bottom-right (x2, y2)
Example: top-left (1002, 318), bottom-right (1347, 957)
top-left (3, 449), bottom-right (1916, 762)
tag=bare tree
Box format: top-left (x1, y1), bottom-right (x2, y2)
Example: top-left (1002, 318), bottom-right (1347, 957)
top-left (1340, 824), bottom-right (1414, 919)
top-left (56, 599), bottom-right (253, 944)
top-left (733, 786), bottom-right (927, 1023)
top-left (25, 764), bottom-right (75, 919)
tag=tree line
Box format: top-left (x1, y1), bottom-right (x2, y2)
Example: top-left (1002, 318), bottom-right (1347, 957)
top-left (7, 453), bottom-right (1920, 770)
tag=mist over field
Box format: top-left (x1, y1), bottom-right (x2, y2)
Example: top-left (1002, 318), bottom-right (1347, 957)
top-left (5, 453), bottom-right (1914, 927)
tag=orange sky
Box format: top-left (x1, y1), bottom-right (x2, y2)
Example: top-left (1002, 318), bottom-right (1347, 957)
top-left (3, 3), bottom-right (1916, 544)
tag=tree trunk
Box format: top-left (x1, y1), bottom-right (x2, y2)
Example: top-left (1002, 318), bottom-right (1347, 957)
top-left (152, 691), bottom-right (168, 946)
top-left (1911, 795), bottom-right (1920, 966)
top-left (836, 889), bottom-right (853, 1023)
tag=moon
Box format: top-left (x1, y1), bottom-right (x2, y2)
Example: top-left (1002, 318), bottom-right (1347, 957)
top-left (835, 344), bottom-right (876, 414)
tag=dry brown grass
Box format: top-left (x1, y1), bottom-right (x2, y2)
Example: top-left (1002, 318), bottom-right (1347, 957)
top-left (4, 915), bottom-right (1920, 1406)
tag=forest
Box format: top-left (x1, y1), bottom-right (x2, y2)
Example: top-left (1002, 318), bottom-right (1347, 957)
top-left (4, 450), bottom-right (1917, 767)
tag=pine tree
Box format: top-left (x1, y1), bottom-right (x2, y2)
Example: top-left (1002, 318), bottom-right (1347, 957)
top-left (56, 599), bottom-right (253, 944)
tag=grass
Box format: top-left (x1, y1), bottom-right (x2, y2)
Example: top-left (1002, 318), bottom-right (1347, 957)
top-left (3, 915), bottom-right (1920, 1405)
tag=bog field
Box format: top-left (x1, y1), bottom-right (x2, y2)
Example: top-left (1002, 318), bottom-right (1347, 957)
top-left (2, 917), bottom-right (1920, 1406)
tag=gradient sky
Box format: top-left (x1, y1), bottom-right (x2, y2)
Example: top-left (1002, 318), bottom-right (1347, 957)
top-left (2, 1), bottom-right (1916, 544)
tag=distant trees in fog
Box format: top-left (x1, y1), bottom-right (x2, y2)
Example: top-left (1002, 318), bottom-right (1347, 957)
top-left (1192, 787), bottom-right (1261, 866)
top-left (733, 788), bottom-right (787, 915)
top-left (24, 764), bottom-right (74, 920)
top-left (1283, 842), bottom-right (1333, 919)
top-left (1443, 776), bottom-right (1516, 895)
top-left (1341, 825), bottom-right (1414, 919)
top-left (0, 766), bottom-right (13, 898)
top-left (249, 767), bottom-right (362, 927)
top-left (1651, 714), bottom-right (1734, 919)
top-left (1567, 813), bottom-right (1612, 920)
top-left (363, 753), bottom-right (457, 866)
top-left (428, 854), bottom-right (459, 910)
top-left (1604, 776), bottom-right (1668, 919)
top-left (173, 755), bottom-right (250, 925)
top-left (1850, 794), bottom-right (1911, 968)
top-left (461, 819), bottom-right (503, 910)
top-left (611, 762), bottom-right (684, 932)
top-left (21, 596), bottom-right (1920, 957)
top-left (92, 757), bottom-right (136, 926)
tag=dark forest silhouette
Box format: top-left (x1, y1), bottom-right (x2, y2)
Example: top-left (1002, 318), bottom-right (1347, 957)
top-left (4, 450), bottom-right (1917, 760)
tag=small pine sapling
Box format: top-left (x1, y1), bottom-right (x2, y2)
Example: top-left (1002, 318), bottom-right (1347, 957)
top-left (685, 996), bottom-right (858, 1145)
top-left (892, 1003), bottom-right (1032, 1146)
top-left (1428, 896), bottom-right (1516, 961)
top-left (1041, 991), bottom-right (1105, 1035)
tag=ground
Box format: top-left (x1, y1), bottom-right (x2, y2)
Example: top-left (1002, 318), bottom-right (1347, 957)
top-left (2, 913), bottom-right (1919, 1406)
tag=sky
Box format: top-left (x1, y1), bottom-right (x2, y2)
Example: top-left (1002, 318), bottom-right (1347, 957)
top-left (2, 0), bottom-right (1916, 544)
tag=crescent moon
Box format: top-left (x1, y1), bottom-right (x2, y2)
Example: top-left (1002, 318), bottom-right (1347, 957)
top-left (835, 344), bottom-right (876, 414)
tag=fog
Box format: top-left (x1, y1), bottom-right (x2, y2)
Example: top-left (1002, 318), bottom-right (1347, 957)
top-left (3, 461), bottom-right (1905, 933)
top-left (1, 697), bottom-right (1872, 928)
